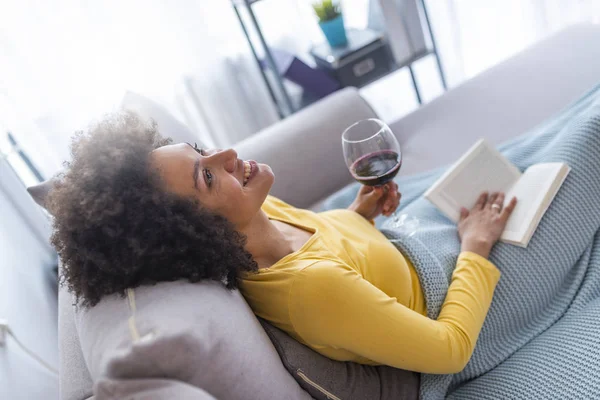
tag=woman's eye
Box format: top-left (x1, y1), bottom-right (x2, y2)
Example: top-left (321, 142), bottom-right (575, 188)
top-left (204, 169), bottom-right (212, 187)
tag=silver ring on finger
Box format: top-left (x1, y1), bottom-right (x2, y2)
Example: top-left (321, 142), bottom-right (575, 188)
top-left (491, 204), bottom-right (501, 212)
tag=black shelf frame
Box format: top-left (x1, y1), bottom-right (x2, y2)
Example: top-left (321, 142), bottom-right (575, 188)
top-left (232, 0), bottom-right (447, 117)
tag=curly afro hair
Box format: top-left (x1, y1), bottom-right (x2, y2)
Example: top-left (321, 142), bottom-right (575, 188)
top-left (48, 112), bottom-right (258, 307)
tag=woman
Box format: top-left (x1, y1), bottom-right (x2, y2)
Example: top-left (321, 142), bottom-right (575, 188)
top-left (50, 112), bottom-right (516, 375)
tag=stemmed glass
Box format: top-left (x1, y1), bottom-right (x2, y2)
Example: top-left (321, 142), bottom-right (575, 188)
top-left (342, 118), bottom-right (419, 236)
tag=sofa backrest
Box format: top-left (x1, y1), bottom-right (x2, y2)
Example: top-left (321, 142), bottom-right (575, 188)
top-left (391, 24), bottom-right (600, 178)
top-left (235, 87), bottom-right (379, 209)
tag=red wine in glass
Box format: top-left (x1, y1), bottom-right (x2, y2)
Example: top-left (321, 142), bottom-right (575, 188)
top-left (350, 150), bottom-right (402, 186)
top-left (342, 118), bottom-right (419, 236)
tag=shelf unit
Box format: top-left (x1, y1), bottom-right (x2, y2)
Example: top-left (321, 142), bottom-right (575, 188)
top-left (232, 0), bottom-right (447, 118)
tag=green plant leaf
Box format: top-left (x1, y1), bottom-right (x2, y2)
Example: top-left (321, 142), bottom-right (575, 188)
top-left (312, 0), bottom-right (341, 22)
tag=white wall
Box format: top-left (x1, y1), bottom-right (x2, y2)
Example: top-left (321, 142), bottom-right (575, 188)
top-left (0, 162), bottom-right (58, 399)
top-left (362, 0), bottom-right (600, 122)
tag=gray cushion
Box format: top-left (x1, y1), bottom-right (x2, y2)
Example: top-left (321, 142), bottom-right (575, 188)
top-left (27, 91), bottom-right (207, 214)
top-left (75, 280), bottom-right (313, 400)
top-left (27, 177), bottom-right (55, 209)
top-left (260, 319), bottom-right (420, 400)
top-left (121, 91), bottom-right (205, 146)
top-left (95, 378), bottom-right (217, 400)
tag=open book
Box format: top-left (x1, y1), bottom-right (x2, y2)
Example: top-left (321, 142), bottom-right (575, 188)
top-left (424, 139), bottom-right (570, 247)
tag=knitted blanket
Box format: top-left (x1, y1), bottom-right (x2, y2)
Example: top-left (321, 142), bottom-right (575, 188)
top-left (376, 84), bottom-right (600, 399)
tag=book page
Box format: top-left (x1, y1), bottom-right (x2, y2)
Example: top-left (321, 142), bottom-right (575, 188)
top-left (425, 140), bottom-right (522, 222)
top-left (501, 163), bottom-right (567, 243)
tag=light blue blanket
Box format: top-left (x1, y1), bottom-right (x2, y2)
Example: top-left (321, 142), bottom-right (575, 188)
top-left (322, 84), bottom-right (600, 399)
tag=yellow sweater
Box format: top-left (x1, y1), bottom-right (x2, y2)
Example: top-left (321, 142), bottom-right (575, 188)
top-left (240, 196), bottom-right (501, 374)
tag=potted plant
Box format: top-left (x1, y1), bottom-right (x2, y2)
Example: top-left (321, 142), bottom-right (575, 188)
top-left (312, 0), bottom-right (348, 48)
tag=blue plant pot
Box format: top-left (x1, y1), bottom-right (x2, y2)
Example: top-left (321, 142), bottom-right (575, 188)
top-left (319, 15), bottom-right (348, 48)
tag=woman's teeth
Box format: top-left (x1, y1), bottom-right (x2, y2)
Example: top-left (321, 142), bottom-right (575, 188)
top-left (243, 161), bottom-right (251, 185)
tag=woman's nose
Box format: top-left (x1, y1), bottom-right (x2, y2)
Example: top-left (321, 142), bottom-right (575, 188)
top-left (208, 148), bottom-right (238, 173)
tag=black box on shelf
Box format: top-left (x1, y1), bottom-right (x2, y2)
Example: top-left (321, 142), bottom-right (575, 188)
top-left (310, 29), bottom-right (393, 88)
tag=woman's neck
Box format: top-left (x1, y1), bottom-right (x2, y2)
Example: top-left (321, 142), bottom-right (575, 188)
top-left (240, 210), bottom-right (295, 269)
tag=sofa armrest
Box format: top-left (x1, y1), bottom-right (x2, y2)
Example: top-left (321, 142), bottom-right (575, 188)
top-left (235, 87), bottom-right (378, 208)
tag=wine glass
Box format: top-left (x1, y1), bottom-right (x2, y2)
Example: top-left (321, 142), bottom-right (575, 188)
top-left (342, 118), bottom-right (419, 236)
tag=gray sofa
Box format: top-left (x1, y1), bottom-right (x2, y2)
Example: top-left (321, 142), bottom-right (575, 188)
top-left (59, 24), bottom-right (600, 400)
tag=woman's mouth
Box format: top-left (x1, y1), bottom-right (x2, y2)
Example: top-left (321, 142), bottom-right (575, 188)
top-left (243, 160), bottom-right (258, 186)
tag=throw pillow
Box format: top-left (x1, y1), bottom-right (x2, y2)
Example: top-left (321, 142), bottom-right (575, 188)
top-left (75, 281), bottom-right (313, 400)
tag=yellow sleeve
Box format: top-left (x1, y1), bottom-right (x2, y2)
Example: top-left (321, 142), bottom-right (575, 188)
top-left (289, 252), bottom-right (500, 374)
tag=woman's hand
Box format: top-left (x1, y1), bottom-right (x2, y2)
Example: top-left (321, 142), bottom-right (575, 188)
top-left (348, 182), bottom-right (401, 221)
top-left (458, 192), bottom-right (517, 258)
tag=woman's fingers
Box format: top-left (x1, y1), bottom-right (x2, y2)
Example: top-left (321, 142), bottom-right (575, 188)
top-left (359, 184), bottom-right (374, 195)
top-left (460, 207), bottom-right (469, 221)
top-left (494, 193), bottom-right (504, 207)
top-left (383, 191), bottom-right (397, 215)
top-left (475, 192), bottom-right (488, 210)
top-left (487, 192), bottom-right (499, 208)
top-left (501, 197), bottom-right (518, 221)
top-left (387, 191), bottom-right (401, 216)
top-left (381, 182), bottom-right (401, 216)
top-left (494, 193), bottom-right (505, 211)
top-left (391, 182), bottom-right (400, 209)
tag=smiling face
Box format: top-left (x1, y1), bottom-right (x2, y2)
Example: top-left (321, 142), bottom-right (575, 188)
top-left (150, 143), bottom-right (274, 228)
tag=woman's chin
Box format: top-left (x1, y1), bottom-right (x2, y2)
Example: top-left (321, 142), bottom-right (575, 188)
top-left (265, 167), bottom-right (275, 187)
top-left (244, 167), bottom-right (274, 194)
top-left (256, 164), bottom-right (274, 184)
top-left (266, 164), bottom-right (274, 175)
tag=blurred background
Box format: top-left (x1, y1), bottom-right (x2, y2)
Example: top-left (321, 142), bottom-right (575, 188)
top-left (1, 0), bottom-right (599, 398)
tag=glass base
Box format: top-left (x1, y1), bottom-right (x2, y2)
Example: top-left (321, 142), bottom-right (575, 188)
top-left (382, 213), bottom-right (420, 237)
